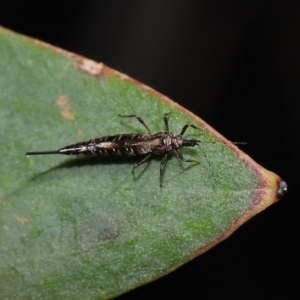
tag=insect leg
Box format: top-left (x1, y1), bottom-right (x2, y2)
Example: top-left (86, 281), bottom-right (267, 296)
top-left (175, 149), bottom-right (200, 164)
top-left (119, 114), bottom-right (151, 134)
top-left (132, 154), bottom-right (152, 173)
top-left (159, 153), bottom-right (169, 187)
top-left (163, 112), bottom-right (171, 132)
top-left (179, 124), bottom-right (202, 136)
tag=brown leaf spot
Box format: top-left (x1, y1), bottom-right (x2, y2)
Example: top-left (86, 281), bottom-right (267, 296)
top-left (56, 95), bottom-right (74, 119)
top-left (16, 216), bottom-right (30, 224)
top-left (77, 58), bottom-right (104, 76)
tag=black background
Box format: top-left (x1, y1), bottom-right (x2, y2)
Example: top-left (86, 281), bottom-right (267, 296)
top-left (1, 1), bottom-right (298, 298)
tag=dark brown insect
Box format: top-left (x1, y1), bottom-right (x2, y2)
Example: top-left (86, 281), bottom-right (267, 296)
top-left (25, 113), bottom-right (204, 187)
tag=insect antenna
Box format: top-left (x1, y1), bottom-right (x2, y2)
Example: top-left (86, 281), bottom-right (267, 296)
top-left (195, 142), bottom-right (218, 186)
top-left (196, 139), bottom-right (246, 187)
top-left (232, 142), bottom-right (247, 145)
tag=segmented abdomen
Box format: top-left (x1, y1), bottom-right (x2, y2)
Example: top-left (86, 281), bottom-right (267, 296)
top-left (62, 133), bottom-right (158, 157)
top-left (96, 133), bottom-right (154, 157)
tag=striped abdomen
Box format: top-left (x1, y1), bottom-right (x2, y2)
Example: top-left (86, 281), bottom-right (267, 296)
top-left (59, 133), bottom-right (166, 157)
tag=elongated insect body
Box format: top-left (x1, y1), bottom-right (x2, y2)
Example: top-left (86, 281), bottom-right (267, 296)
top-left (26, 113), bottom-right (204, 187)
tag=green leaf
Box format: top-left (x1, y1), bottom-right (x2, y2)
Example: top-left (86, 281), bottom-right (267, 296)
top-left (0, 26), bottom-right (287, 299)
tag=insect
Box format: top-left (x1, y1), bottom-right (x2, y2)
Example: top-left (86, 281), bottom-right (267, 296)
top-left (25, 113), bottom-right (206, 187)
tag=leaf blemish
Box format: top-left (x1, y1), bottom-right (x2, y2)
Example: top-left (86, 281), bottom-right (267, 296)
top-left (98, 227), bottom-right (118, 242)
top-left (56, 95), bottom-right (74, 120)
top-left (16, 216), bottom-right (30, 224)
top-left (77, 58), bottom-right (104, 76)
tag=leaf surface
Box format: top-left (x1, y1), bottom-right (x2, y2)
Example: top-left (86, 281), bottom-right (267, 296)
top-left (0, 27), bottom-right (287, 299)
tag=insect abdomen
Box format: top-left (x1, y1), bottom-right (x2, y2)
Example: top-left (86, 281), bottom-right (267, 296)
top-left (93, 133), bottom-right (154, 157)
